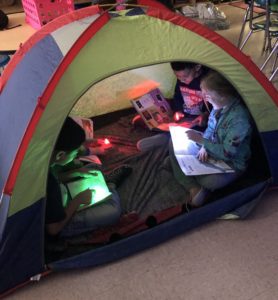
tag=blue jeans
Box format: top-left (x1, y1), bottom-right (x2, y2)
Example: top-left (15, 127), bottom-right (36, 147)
top-left (60, 184), bottom-right (121, 237)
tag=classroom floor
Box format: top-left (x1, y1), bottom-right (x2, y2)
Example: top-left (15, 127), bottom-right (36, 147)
top-left (7, 4), bottom-right (278, 300)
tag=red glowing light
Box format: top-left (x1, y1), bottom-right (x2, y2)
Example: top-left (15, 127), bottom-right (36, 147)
top-left (104, 138), bottom-right (110, 145)
top-left (174, 112), bottom-right (180, 122)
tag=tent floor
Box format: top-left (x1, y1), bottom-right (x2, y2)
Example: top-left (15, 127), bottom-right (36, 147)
top-left (45, 109), bottom-right (271, 264)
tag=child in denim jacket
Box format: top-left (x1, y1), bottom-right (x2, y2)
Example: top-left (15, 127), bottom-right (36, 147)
top-left (171, 71), bottom-right (253, 207)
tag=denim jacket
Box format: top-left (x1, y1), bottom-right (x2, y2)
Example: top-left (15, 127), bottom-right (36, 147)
top-left (203, 98), bottom-right (253, 171)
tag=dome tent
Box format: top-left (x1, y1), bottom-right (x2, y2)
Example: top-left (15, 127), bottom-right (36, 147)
top-left (0, 1), bottom-right (278, 296)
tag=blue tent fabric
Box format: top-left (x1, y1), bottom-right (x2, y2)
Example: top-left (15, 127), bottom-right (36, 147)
top-left (125, 7), bottom-right (146, 16)
top-left (49, 181), bottom-right (268, 270)
top-left (261, 131), bottom-right (278, 185)
top-left (0, 35), bottom-right (63, 194)
top-left (0, 199), bottom-right (45, 293)
top-left (0, 194), bottom-right (9, 241)
top-left (225, 184), bottom-right (269, 219)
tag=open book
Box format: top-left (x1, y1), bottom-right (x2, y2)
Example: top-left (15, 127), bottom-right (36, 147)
top-left (169, 126), bottom-right (234, 176)
top-left (131, 88), bottom-right (174, 130)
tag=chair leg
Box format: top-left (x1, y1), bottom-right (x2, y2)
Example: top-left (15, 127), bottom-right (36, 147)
top-left (261, 31), bottom-right (269, 54)
top-left (265, 28), bottom-right (272, 53)
top-left (239, 30), bottom-right (254, 50)
top-left (260, 39), bottom-right (278, 71)
top-left (237, 7), bottom-right (250, 48)
top-left (271, 52), bottom-right (278, 73)
top-left (269, 66), bottom-right (278, 81)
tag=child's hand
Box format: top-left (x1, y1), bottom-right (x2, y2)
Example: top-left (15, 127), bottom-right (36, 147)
top-left (73, 168), bottom-right (97, 178)
top-left (191, 114), bottom-right (208, 127)
top-left (75, 188), bottom-right (94, 206)
top-left (196, 146), bottom-right (208, 162)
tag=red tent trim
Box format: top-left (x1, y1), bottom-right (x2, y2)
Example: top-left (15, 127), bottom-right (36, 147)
top-left (0, 5), bottom-right (101, 93)
top-left (4, 12), bottom-right (110, 195)
top-left (137, 0), bottom-right (170, 10)
top-left (146, 7), bottom-right (278, 105)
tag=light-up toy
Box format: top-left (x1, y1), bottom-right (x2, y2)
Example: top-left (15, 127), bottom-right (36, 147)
top-left (66, 171), bottom-right (112, 211)
top-left (174, 112), bottom-right (185, 122)
top-left (103, 138), bottom-right (110, 145)
top-left (84, 138), bottom-right (112, 156)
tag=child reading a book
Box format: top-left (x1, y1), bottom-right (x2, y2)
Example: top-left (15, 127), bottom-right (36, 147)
top-left (171, 61), bottom-right (210, 126)
top-left (45, 118), bottom-right (131, 237)
top-left (170, 71), bottom-right (253, 207)
top-left (136, 62), bottom-right (210, 152)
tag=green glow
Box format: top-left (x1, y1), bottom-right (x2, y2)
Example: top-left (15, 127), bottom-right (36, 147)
top-left (66, 171), bottom-right (111, 210)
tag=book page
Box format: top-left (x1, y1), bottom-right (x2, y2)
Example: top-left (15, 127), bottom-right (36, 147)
top-left (131, 88), bottom-right (173, 130)
top-left (169, 126), bottom-right (200, 156)
top-left (170, 126), bottom-right (234, 175)
top-left (156, 120), bottom-right (192, 132)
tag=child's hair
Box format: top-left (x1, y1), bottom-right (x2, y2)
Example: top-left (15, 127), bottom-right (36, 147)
top-left (200, 71), bottom-right (240, 99)
top-left (55, 117), bottom-right (85, 151)
top-left (170, 61), bottom-right (199, 71)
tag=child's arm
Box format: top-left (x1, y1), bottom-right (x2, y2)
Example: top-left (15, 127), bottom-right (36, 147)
top-left (46, 189), bottom-right (92, 236)
top-left (191, 111), bottom-right (209, 127)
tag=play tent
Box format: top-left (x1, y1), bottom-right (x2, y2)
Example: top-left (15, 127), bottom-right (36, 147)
top-left (0, 1), bottom-right (278, 296)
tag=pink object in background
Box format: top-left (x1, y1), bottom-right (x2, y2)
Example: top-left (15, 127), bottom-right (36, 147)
top-left (116, 0), bottom-right (125, 11)
top-left (22, 0), bottom-right (74, 29)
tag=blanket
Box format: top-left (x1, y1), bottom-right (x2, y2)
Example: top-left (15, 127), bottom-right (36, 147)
top-left (94, 114), bottom-right (190, 217)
